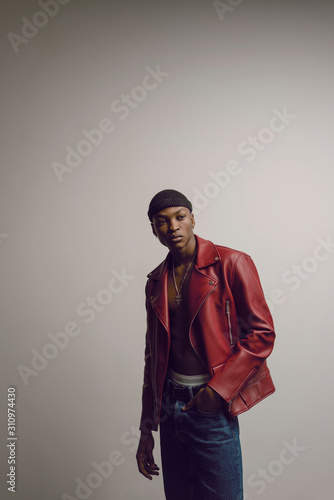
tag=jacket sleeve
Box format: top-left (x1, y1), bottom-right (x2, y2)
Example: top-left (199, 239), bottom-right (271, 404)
top-left (139, 289), bottom-right (156, 432)
top-left (207, 253), bottom-right (275, 404)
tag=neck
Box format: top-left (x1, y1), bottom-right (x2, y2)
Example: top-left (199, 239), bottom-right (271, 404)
top-left (170, 236), bottom-right (197, 267)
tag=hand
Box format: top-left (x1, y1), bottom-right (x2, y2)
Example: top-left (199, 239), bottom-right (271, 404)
top-left (182, 386), bottom-right (224, 413)
top-left (136, 432), bottom-right (160, 480)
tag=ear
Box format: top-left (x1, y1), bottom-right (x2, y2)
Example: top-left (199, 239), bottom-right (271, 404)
top-left (151, 222), bottom-right (158, 237)
top-left (190, 212), bottom-right (195, 230)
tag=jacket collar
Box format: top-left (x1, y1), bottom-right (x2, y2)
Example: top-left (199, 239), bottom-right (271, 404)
top-left (147, 234), bottom-right (220, 280)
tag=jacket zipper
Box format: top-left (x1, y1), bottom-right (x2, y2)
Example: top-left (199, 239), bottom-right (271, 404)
top-left (228, 398), bottom-right (235, 413)
top-left (225, 299), bottom-right (233, 346)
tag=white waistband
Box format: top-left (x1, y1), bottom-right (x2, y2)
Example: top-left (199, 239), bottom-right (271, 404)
top-left (167, 367), bottom-right (210, 387)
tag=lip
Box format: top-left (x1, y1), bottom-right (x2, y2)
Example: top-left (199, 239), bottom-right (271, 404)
top-left (170, 235), bottom-right (183, 242)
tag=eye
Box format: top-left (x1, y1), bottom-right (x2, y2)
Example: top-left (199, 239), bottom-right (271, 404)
top-left (178, 215), bottom-right (186, 220)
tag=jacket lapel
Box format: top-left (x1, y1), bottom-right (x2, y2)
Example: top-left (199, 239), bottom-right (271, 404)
top-left (147, 258), bottom-right (170, 332)
top-left (187, 235), bottom-right (220, 321)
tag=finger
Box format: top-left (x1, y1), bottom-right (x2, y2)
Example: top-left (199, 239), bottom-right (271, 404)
top-left (145, 454), bottom-right (160, 472)
top-left (138, 463), bottom-right (153, 480)
top-left (137, 452), bottom-right (160, 480)
top-left (182, 397), bottom-right (196, 412)
top-left (138, 459), bottom-right (158, 480)
top-left (145, 462), bottom-right (160, 475)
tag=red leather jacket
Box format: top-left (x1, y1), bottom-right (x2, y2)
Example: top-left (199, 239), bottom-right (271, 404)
top-left (140, 235), bottom-right (275, 432)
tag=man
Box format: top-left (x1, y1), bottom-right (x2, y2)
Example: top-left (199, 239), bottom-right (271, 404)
top-left (136, 189), bottom-right (275, 500)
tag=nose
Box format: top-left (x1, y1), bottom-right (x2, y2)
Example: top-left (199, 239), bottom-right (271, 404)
top-left (169, 218), bottom-right (179, 232)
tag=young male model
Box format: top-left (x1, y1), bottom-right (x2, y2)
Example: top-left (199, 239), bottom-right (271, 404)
top-left (136, 189), bottom-right (276, 500)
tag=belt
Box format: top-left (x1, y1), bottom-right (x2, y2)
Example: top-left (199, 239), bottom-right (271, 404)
top-left (165, 378), bottom-right (207, 402)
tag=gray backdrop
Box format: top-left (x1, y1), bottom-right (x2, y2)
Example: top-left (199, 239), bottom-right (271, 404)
top-left (1, 0), bottom-right (333, 499)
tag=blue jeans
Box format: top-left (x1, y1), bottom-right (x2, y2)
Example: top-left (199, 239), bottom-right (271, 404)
top-left (159, 377), bottom-right (243, 500)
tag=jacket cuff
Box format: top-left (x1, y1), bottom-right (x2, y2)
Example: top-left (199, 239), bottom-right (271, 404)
top-left (207, 348), bottom-right (269, 403)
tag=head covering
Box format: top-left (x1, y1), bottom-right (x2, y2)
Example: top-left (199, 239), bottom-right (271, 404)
top-left (147, 189), bottom-right (192, 222)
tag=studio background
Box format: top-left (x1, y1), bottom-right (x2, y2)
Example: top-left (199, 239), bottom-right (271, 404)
top-left (1, 0), bottom-right (333, 499)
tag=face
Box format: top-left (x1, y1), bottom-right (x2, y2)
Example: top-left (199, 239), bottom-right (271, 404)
top-left (151, 206), bottom-right (195, 252)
